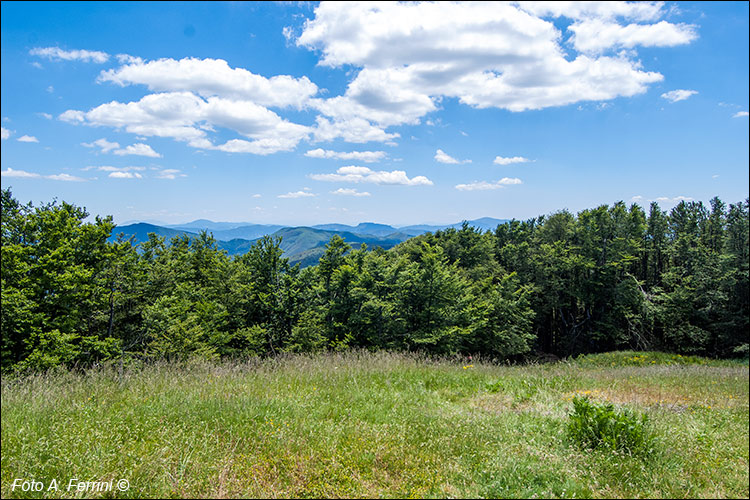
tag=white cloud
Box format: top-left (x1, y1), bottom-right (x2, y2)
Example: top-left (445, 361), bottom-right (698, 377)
top-left (113, 143), bottom-right (162, 158)
top-left (83, 138), bottom-right (120, 153)
top-left (1, 167), bottom-right (39, 178)
top-left (115, 54), bottom-right (143, 65)
top-left (83, 138), bottom-right (161, 158)
top-left (1, 127), bottom-right (10, 140)
top-left (47, 173), bottom-right (86, 182)
top-left (661, 89), bottom-right (698, 103)
top-left (305, 148), bottom-right (387, 162)
top-left (278, 190), bottom-right (316, 198)
top-left (312, 116), bottom-right (398, 144)
top-left (38, 113), bottom-right (53, 120)
top-left (435, 149), bottom-right (471, 164)
top-left (310, 165), bottom-right (432, 186)
top-left (294, 0), bottom-right (682, 135)
top-left (17, 135), bottom-right (39, 143)
top-left (516, 2), bottom-right (666, 22)
top-left (98, 57), bottom-right (317, 109)
top-left (331, 188), bottom-right (371, 197)
top-left (569, 19), bottom-right (697, 53)
top-left (61, 92), bottom-right (311, 155)
top-left (155, 169), bottom-right (185, 179)
top-left (59, 110), bottom-right (86, 123)
top-left (733, 111), bottom-right (749, 118)
top-left (29, 46), bottom-right (109, 63)
top-left (108, 171), bottom-right (143, 179)
top-left (653, 195), bottom-right (694, 203)
top-left (494, 156), bottom-right (531, 165)
top-left (1, 167), bottom-right (84, 181)
top-left (252, 194), bottom-right (262, 198)
top-left (455, 178), bottom-right (522, 191)
top-left (85, 165), bottom-right (146, 173)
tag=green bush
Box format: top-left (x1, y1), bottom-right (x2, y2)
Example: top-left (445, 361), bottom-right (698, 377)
top-left (567, 396), bottom-right (652, 455)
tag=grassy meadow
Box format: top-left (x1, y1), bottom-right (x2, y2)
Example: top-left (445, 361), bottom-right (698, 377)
top-left (1, 351), bottom-right (748, 498)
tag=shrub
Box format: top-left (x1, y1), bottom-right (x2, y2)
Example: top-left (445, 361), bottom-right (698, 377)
top-left (567, 396), bottom-right (652, 455)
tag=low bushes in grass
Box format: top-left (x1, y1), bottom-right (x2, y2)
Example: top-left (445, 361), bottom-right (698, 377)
top-left (567, 395), bottom-right (653, 455)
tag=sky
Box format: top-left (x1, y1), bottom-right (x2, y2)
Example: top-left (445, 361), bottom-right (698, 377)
top-left (1, 1), bottom-right (748, 226)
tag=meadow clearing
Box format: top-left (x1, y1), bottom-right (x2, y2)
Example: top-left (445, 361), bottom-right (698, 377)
top-left (1, 351), bottom-right (748, 498)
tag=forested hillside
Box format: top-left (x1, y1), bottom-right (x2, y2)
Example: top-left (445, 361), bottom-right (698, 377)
top-left (110, 217), bottom-right (510, 265)
top-left (2, 187), bottom-right (748, 373)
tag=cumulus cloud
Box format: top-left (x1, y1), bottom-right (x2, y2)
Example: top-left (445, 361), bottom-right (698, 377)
top-left (57, 56), bottom-right (323, 151)
top-left (312, 116), bottom-right (398, 144)
top-left (305, 148), bottom-right (386, 162)
top-left (115, 54), bottom-right (143, 65)
top-left (98, 57), bottom-right (317, 109)
top-left (455, 178), bottom-right (522, 191)
top-left (17, 135), bottom-right (39, 143)
top-left (569, 20), bottom-right (697, 53)
top-left (278, 190), bottom-right (316, 198)
top-left (113, 143), bottom-right (161, 157)
top-left (49, 2), bottom-right (700, 152)
top-left (83, 138), bottom-right (120, 153)
top-left (83, 138), bottom-right (161, 157)
top-left (733, 111), bottom-right (749, 118)
top-left (292, 0), bottom-right (687, 138)
top-left (109, 171), bottom-right (143, 179)
top-left (61, 92), bottom-right (311, 155)
top-left (494, 156), bottom-right (531, 165)
top-left (1, 167), bottom-right (84, 181)
top-left (29, 46), bottom-right (109, 63)
top-left (38, 112), bottom-right (53, 120)
top-left (653, 195), bottom-right (693, 202)
top-left (1, 127), bottom-right (10, 140)
top-left (1, 167), bottom-right (39, 178)
top-left (516, 2), bottom-right (666, 22)
top-left (84, 165), bottom-right (146, 173)
top-left (331, 188), bottom-right (371, 196)
top-left (47, 173), bottom-right (86, 182)
top-left (155, 169), bottom-right (186, 180)
top-left (59, 110), bottom-right (86, 123)
top-left (661, 89), bottom-right (698, 103)
top-left (310, 165), bottom-right (433, 186)
top-left (435, 149), bottom-right (471, 164)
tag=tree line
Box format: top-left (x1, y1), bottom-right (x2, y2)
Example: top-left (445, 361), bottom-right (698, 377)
top-left (2, 187), bottom-right (748, 372)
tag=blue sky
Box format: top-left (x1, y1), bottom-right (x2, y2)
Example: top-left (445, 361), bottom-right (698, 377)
top-left (1, 1), bottom-right (747, 226)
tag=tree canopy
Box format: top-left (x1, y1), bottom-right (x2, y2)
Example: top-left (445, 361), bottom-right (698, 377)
top-left (2, 187), bottom-right (748, 372)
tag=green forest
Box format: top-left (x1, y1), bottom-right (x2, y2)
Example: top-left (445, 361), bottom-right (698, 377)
top-left (2, 187), bottom-right (748, 373)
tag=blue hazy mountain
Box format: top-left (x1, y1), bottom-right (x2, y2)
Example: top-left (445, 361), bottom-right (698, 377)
top-left (312, 222), bottom-right (399, 237)
top-left (111, 224), bottom-right (410, 266)
top-left (398, 217), bottom-right (509, 235)
top-left (112, 217), bottom-right (510, 266)
top-left (168, 219), bottom-right (264, 231)
top-left (210, 225), bottom-right (286, 241)
top-left (313, 218), bottom-right (509, 238)
top-left (111, 223), bottom-right (199, 242)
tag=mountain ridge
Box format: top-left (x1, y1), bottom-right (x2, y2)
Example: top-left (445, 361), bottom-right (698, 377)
top-left (111, 217), bottom-right (510, 266)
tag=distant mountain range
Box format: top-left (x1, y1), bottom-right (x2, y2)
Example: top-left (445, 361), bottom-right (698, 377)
top-left (110, 217), bottom-right (509, 266)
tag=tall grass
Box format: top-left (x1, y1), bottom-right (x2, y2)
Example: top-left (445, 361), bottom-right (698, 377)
top-left (2, 351), bottom-right (748, 498)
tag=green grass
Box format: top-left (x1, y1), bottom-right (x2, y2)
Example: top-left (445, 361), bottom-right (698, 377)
top-left (2, 351), bottom-right (748, 498)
